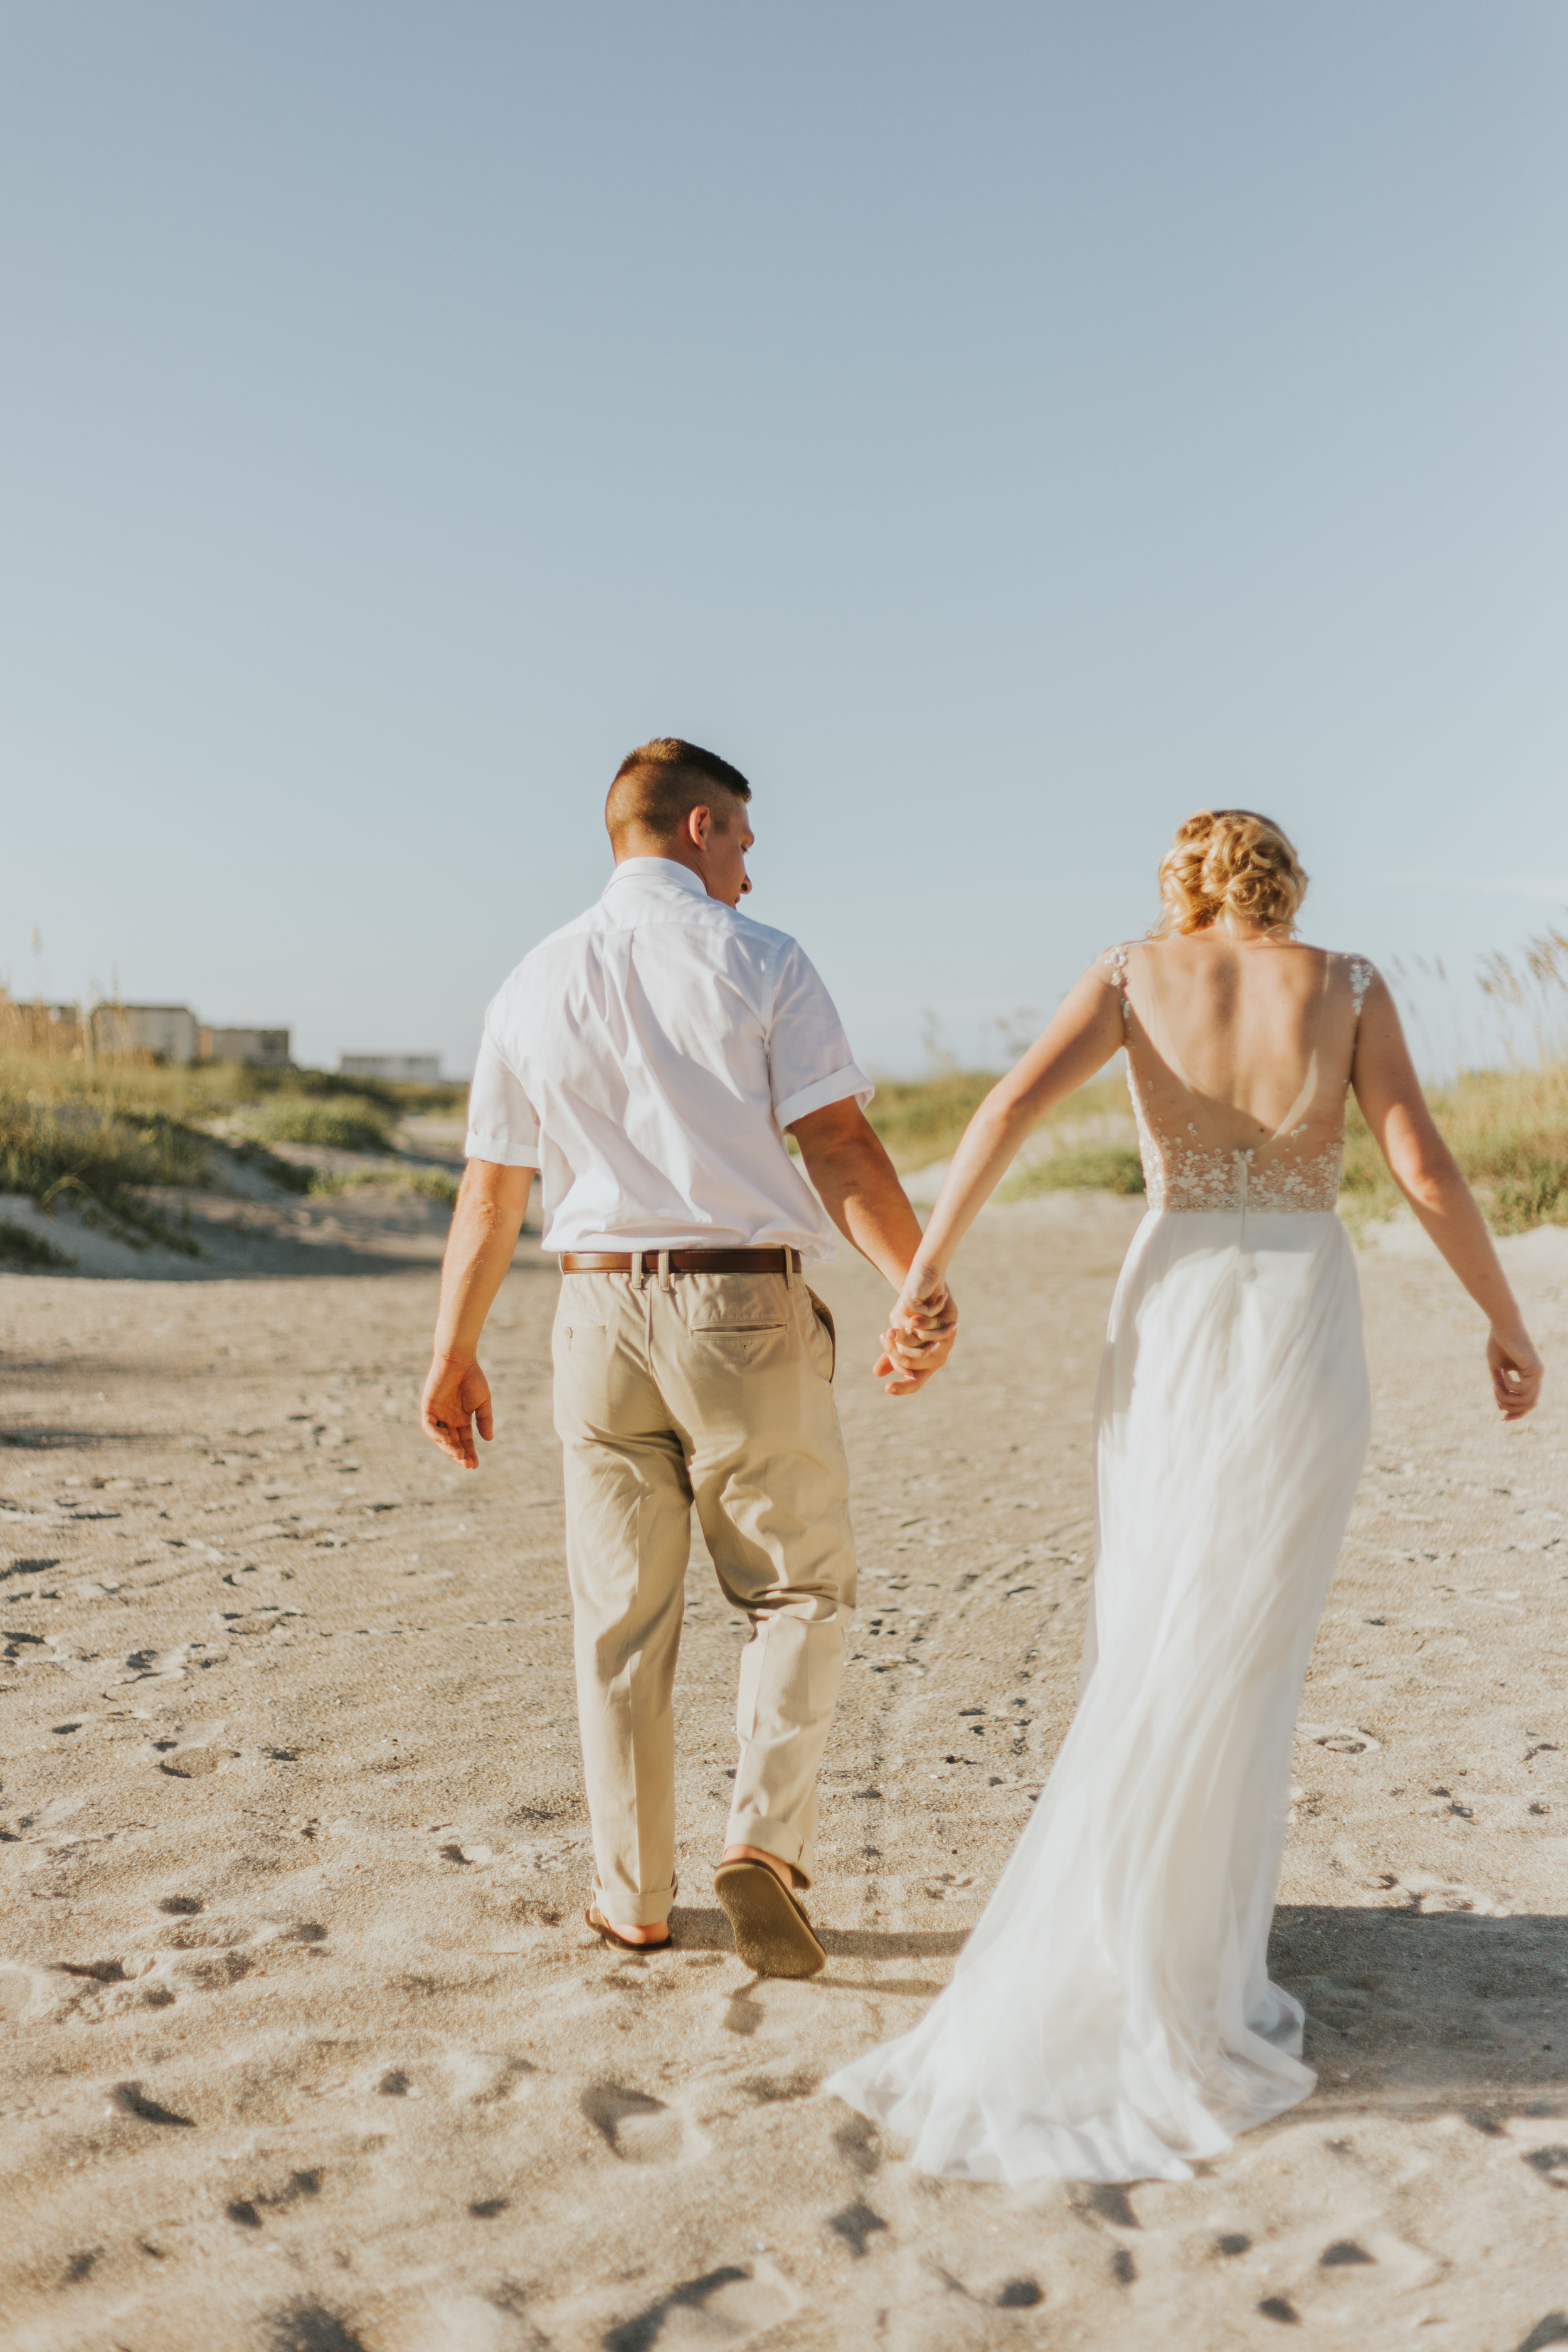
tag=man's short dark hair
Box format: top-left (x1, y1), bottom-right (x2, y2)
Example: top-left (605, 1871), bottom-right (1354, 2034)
top-left (605, 738), bottom-right (751, 844)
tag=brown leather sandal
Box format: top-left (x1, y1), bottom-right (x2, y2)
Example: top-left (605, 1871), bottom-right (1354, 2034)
top-left (585, 1906), bottom-right (673, 1954)
top-left (713, 1861), bottom-right (826, 1978)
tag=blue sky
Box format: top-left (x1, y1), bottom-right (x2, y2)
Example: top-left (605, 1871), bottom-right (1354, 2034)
top-left (3, 3), bottom-right (1565, 1076)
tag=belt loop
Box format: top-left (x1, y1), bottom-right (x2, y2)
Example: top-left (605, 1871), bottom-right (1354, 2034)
top-left (630, 1249), bottom-right (645, 1290)
top-left (657, 1248), bottom-right (673, 1292)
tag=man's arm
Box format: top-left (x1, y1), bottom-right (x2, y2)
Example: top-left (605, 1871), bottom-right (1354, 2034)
top-left (788, 1098), bottom-right (956, 1395)
top-left (420, 1160), bottom-right (534, 1466)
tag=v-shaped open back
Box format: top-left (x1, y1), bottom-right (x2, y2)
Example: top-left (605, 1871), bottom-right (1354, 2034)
top-left (1104, 939), bottom-right (1374, 1214)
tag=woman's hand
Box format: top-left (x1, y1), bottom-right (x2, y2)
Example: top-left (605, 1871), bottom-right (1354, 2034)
top-left (874, 1262), bottom-right (958, 1396)
top-left (1488, 1325), bottom-right (1544, 1422)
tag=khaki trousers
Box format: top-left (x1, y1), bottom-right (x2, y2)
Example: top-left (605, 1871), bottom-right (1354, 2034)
top-left (552, 1263), bottom-right (856, 1927)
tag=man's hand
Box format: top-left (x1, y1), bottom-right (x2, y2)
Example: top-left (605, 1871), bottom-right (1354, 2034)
top-left (1489, 1323), bottom-right (1544, 1422)
top-left (875, 1261), bottom-right (958, 1396)
top-left (419, 1160), bottom-right (532, 1469)
top-left (421, 1356), bottom-right (496, 1469)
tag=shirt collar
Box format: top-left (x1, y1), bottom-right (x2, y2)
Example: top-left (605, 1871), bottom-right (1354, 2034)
top-left (603, 857), bottom-right (711, 901)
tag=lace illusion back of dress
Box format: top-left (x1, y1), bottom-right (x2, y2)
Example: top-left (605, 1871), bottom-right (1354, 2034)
top-left (1104, 941), bottom-right (1373, 1214)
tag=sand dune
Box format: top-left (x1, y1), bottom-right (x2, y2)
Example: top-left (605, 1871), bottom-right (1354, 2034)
top-left (3, 1189), bottom-right (1567, 2349)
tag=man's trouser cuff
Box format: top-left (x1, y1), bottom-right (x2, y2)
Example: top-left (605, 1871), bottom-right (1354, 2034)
top-left (724, 1817), bottom-right (813, 1888)
top-left (593, 1873), bottom-right (676, 1928)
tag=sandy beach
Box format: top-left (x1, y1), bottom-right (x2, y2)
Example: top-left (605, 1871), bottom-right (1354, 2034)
top-left (4, 1183), bottom-right (1567, 2351)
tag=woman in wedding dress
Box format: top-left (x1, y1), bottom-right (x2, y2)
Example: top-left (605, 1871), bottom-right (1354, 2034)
top-left (830, 808), bottom-right (1544, 2186)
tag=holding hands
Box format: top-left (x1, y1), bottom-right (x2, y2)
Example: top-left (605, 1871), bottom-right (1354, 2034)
top-left (876, 1258), bottom-right (959, 1396)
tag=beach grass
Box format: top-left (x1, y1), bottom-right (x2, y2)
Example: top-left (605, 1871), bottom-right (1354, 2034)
top-left (864, 1069), bottom-right (1007, 1168)
top-left (7, 983), bottom-right (1564, 1248)
top-left (0, 993), bottom-right (465, 1251)
top-left (999, 1143), bottom-right (1147, 1200)
top-left (0, 1094), bottom-right (210, 1251)
top-left (0, 1216), bottom-right (76, 1271)
top-left (867, 1069), bottom-right (1135, 1171)
top-left (306, 1165), bottom-right (460, 1205)
top-left (872, 1056), bottom-right (1568, 1234)
top-left (0, 999), bottom-right (465, 1120)
top-left (1340, 1062), bottom-right (1568, 1235)
top-left (249, 1099), bottom-right (396, 1153)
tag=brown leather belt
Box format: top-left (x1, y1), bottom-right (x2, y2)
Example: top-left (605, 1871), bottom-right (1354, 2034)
top-left (559, 1247), bottom-right (802, 1274)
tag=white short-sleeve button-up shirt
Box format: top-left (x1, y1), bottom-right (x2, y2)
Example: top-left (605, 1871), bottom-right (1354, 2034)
top-left (464, 858), bottom-right (873, 1261)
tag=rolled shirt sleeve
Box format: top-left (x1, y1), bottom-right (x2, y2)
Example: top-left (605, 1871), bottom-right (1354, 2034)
top-left (766, 941), bottom-right (874, 1131)
top-left (464, 1027), bottom-right (542, 1168)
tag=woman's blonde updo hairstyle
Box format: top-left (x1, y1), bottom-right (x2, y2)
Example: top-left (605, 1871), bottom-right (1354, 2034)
top-left (1155, 808), bottom-right (1308, 938)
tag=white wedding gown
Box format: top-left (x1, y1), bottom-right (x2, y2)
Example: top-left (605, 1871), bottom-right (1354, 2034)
top-left (829, 941), bottom-right (1377, 2184)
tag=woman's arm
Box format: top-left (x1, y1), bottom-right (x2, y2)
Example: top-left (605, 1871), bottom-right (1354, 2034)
top-left (885, 963), bottom-right (1125, 1363)
top-left (1353, 972), bottom-right (1543, 1421)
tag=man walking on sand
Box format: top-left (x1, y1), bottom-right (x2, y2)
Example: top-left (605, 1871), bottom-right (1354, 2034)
top-left (420, 739), bottom-right (955, 1976)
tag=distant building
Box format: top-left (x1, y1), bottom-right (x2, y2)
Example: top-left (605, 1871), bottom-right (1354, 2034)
top-left (91, 1004), bottom-right (199, 1062)
top-left (339, 1053), bottom-right (442, 1083)
top-left (199, 1026), bottom-right (291, 1067)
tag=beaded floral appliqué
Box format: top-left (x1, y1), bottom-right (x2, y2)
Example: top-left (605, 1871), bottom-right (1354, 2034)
top-left (1103, 946), bottom-right (1375, 1215)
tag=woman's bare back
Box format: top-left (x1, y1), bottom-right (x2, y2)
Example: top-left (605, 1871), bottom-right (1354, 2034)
top-left (1105, 936), bottom-right (1374, 1214)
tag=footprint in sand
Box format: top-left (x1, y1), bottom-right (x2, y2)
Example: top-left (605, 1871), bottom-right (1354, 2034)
top-left (155, 1910), bottom-right (250, 1949)
top-left (223, 2168), bottom-right (324, 2229)
top-left (8, 1956), bottom-right (174, 2023)
top-left (271, 1920), bottom-right (327, 1946)
top-left (169, 1949), bottom-right (253, 1991)
top-left (262, 2302), bottom-right (369, 2352)
top-left (581, 2081), bottom-right (707, 2165)
top-left (160, 1747), bottom-right (225, 1778)
top-left (597, 2260), bottom-right (801, 2352)
top-left (1385, 1872), bottom-right (1511, 1916)
top-left (828, 2199), bottom-right (889, 2257)
top-left (146, 1919), bottom-right (253, 1993)
top-left (107, 2080), bottom-right (195, 2127)
top-left (117, 1644), bottom-right (194, 1685)
top-left (377, 2292), bottom-right (533, 2351)
top-left (442, 2049), bottom-right (537, 2105)
top-left (831, 2112), bottom-right (882, 2178)
top-left (723, 1981), bottom-right (765, 2037)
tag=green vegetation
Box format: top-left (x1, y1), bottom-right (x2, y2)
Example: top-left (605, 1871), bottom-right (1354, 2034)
top-left (865, 1069), bottom-right (1005, 1168)
top-left (8, 948), bottom-right (1565, 1251)
top-left (999, 1144), bottom-right (1146, 1200)
top-left (250, 1098), bottom-right (395, 1153)
top-left (872, 1055), bottom-right (1568, 1235)
top-left (225, 1138), bottom-right (313, 1194)
top-left (0, 1095), bottom-right (208, 1251)
top-left (307, 1165), bottom-right (460, 1205)
top-left (0, 1216), bottom-right (76, 1271)
top-left (0, 1000), bottom-right (466, 1120)
top-left (0, 993), bottom-right (467, 1255)
top-left (1340, 1063), bottom-right (1568, 1236)
top-left (867, 1069), bottom-right (1134, 1172)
